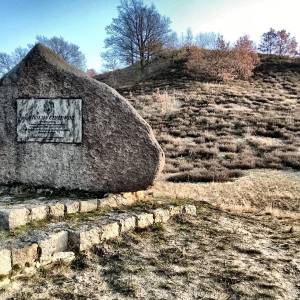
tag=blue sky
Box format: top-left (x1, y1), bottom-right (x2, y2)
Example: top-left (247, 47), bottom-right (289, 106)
top-left (1, 0), bottom-right (299, 71)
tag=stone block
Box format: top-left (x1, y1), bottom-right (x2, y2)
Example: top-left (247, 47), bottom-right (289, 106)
top-left (0, 278), bottom-right (10, 288)
top-left (98, 195), bottom-right (118, 209)
top-left (0, 249), bottom-right (11, 276)
top-left (120, 193), bottom-right (136, 206)
top-left (52, 251), bottom-right (75, 265)
top-left (168, 205), bottom-right (183, 216)
top-left (68, 226), bottom-right (100, 252)
top-left (38, 231), bottom-right (69, 265)
top-left (30, 205), bottom-right (49, 221)
top-left (80, 199), bottom-right (98, 213)
top-left (11, 243), bottom-right (38, 269)
top-left (48, 203), bottom-right (65, 218)
top-left (183, 205), bottom-right (197, 216)
top-left (135, 191), bottom-right (145, 200)
top-left (64, 200), bottom-right (80, 215)
top-left (153, 208), bottom-right (170, 223)
top-left (0, 207), bottom-right (29, 230)
top-left (135, 213), bottom-right (154, 229)
top-left (100, 221), bottom-right (120, 241)
top-left (117, 214), bottom-right (137, 233)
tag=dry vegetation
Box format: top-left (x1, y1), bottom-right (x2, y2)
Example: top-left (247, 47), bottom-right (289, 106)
top-left (3, 192), bottom-right (300, 299)
top-left (123, 56), bottom-right (300, 185)
top-left (2, 55), bottom-right (300, 300)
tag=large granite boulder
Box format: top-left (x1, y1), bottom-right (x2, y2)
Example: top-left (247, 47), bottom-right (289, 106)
top-left (0, 44), bottom-right (164, 193)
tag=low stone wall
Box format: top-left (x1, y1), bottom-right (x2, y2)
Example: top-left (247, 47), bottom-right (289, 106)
top-left (0, 204), bottom-right (196, 287)
top-left (0, 192), bottom-right (144, 230)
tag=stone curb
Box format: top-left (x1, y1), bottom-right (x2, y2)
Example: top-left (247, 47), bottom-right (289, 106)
top-left (0, 204), bottom-right (196, 283)
top-left (0, 191), bottom-right (145, 230)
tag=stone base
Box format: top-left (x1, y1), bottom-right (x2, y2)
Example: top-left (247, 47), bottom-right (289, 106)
top-left (0, 191), bottom-right (145, 230)
top-left (0, 204), bottom-right (197, 280)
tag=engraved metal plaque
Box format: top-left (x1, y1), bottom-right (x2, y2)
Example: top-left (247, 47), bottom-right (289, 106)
top-left (17, 99), bottom-right (82, 143)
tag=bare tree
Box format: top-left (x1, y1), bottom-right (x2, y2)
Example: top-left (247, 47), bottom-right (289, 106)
top-left (0, 36), bottom-right (86, 76)
top-left (259, 28), bottom-right (298, 56)
top-left (104, 0), bottom-right (171, 72)
top-left (183, 28), bottom-right (194, 46)
top-left (235, 35), bottom-right (256, 51)
top-left (275, 30), bottom-right (298, 56)
top-left (11, 47), bottom-right (28, 66)
top-left (0, 47), bottom-right (29, 76)
top-left (0, 53), bottom-right (13, 76)
top-left (216, 35), bottom-right (230, 50)
top-left (195, 32), bottom-right (221, 49)
top-left (101, 50), bottom-right (121, 86)
top-left (166, 31), bottom-right (179, 49)
top-left (259, 28), bottom-right (279, 54)
top-left (35, 36), bottom-right (87, 70)
top-left (101, 50), bottom-right (120, 72)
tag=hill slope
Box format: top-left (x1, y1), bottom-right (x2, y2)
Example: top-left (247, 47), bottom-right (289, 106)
top-left (95, 55), bottom-right (300, 186)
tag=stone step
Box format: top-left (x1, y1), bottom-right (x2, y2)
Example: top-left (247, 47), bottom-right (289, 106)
top-left (0, 191), bottom-right (145, 230)
top-left (0, 204), bottom-right (196, 286)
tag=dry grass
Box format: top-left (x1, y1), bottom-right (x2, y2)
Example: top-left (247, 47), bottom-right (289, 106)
top-left (150, 169), bottom-right (300, 219)
top-left (124, 68), bottom-right (300, 184)
top-left (4, 198), bottom-right (300, 299)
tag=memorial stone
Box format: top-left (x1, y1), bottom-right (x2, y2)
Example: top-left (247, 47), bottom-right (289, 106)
top-left (0, 44), bottom-right (164, 193)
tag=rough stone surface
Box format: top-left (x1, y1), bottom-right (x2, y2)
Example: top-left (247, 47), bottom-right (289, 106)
top-left (11, 243), bottom-right (38, 269)
top-left (98, 195), bottom-right (118, 209)
top-left (153, 208), bottom-right (170, 223)
top-left (169, 205), bottom-right (183, 216)
top-left (52, 251), bottom-right (75, 265)
top-left (48, 203), bottom-right (65, 218)
top-left (183, 205), bottom-right (197, 216)
top-left (100, 221), bottom-right (120, 241)
top-left (29, 205), bottom-right (49, 221)
top-left (0, 44), bottom-right (164, 193)
top-left (80, 199), bottom-right (98, 213)
top-left (38, 231), bottom-right (69, 264)
top-left (0, 278), bottom-right (10, 288)
top-left (114, 214), bottom-right (136, 233)
top-left (68, 226), bottom-right (100, 252)
top-left (135, 213), bottom-right (154, 229)
top-left (64, 201), bottom-right (80, 215)
top-left (0, 249), bottom-right (11, 276)
top-left (0, 208), bottom-right (29, 229)
top-left (135, 191), bottom-right (145, 200)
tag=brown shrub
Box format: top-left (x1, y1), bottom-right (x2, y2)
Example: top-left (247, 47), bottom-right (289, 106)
top-left (185, 45), bottom-right (259, 81)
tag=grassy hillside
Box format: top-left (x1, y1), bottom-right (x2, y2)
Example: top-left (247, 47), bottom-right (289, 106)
top-left (96, 54), bottom-right (300, 186)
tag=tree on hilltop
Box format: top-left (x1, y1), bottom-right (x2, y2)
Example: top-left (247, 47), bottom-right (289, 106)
top-left (195, 32), bottom-right (221, 49)
top-left (259, 28), bottom-right (277, 54)
top-left (183, 28), bottom-right (194, 46)
top-left (259, 28), bottom-right (298, 56)
top-left (235, 35), bottom-right (256, 52)
top-left (104, 0), bottom-right (171, 72)
top-left (275, 30), bottom-right (298, 56)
